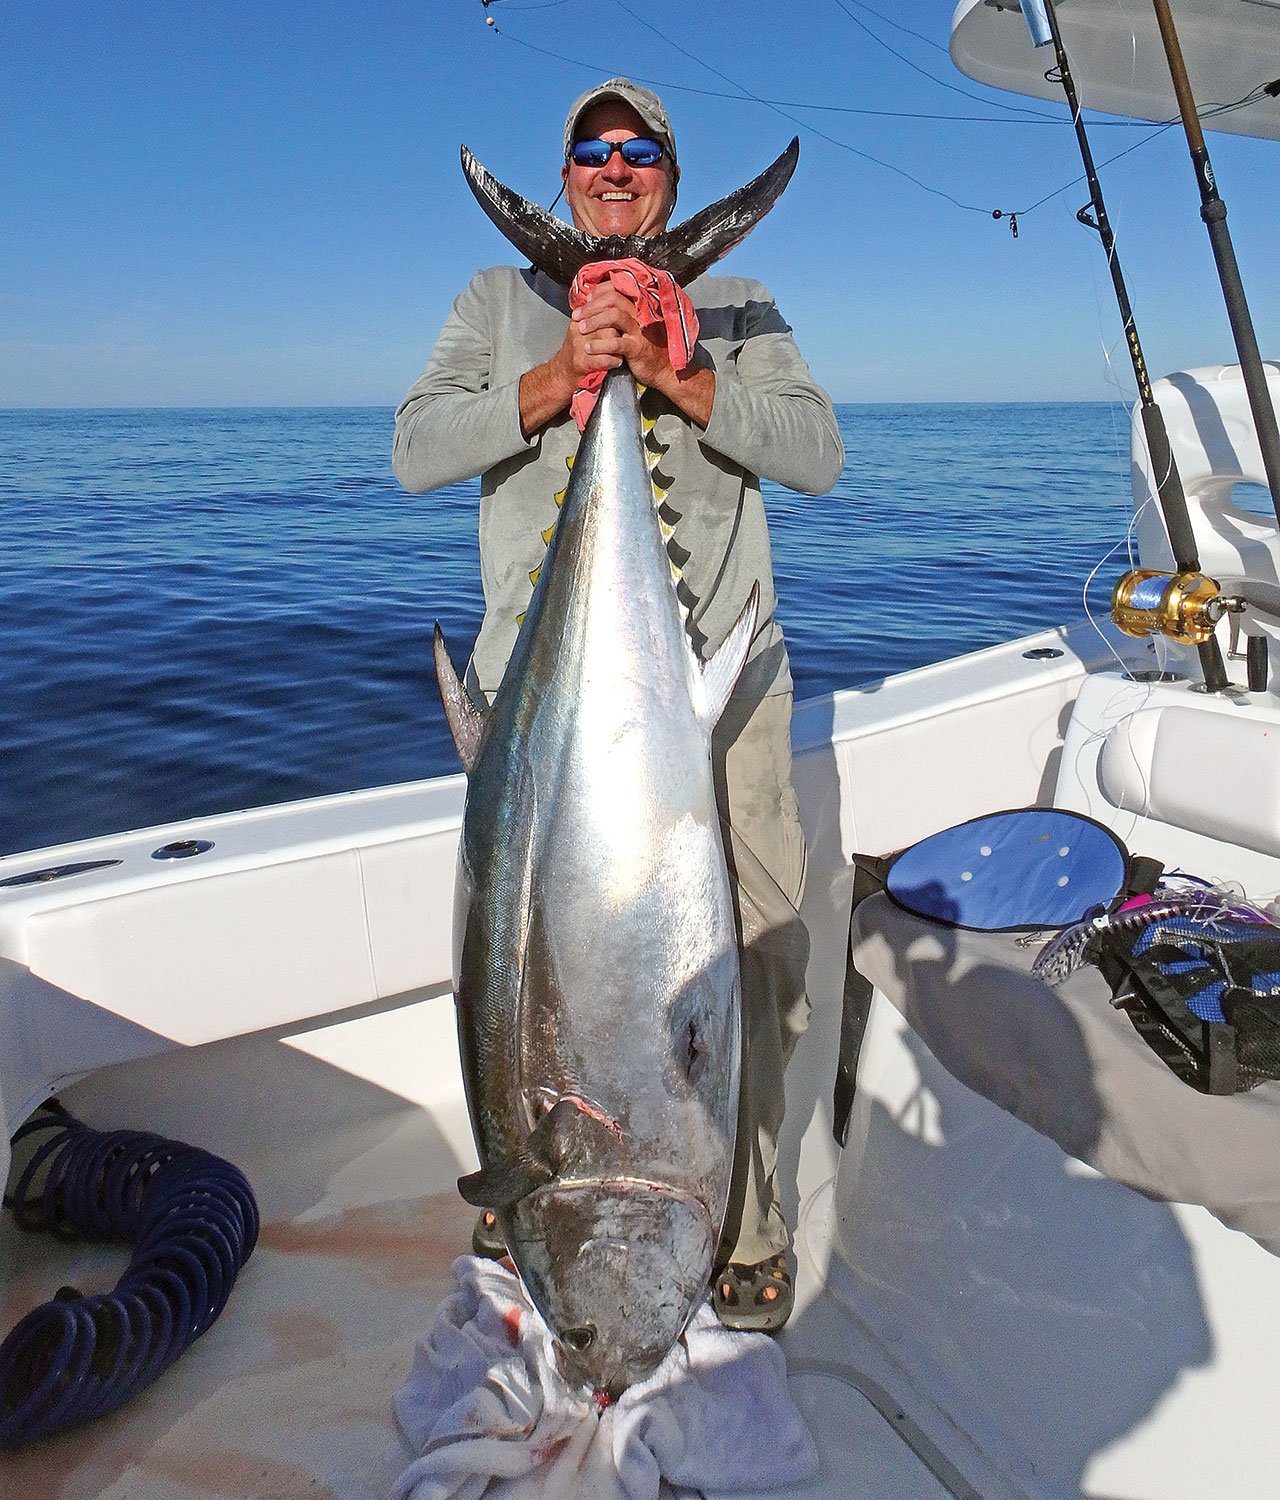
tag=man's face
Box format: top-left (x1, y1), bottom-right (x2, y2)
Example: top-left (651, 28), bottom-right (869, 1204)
top-left (563, 100), bottom-right (678, 239)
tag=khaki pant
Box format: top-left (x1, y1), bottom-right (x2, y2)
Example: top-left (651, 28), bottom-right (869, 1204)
top-left (712, 690), bottom-right (810, 1268)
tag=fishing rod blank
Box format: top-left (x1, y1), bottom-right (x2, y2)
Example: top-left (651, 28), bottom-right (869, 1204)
top-left (1149, 0), bottom-right (1280, 533)
top-left (1032, 0), bottom-right (1229, 693)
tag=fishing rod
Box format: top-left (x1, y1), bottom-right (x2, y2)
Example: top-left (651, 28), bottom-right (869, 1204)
top-left (1031, 0), bottom-right (1229, 693)
top-left (1148, 0), bottom-right (1280, 532)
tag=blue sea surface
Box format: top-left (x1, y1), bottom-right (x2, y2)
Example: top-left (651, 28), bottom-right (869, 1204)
top-left (0, 404), bottom-right (1134, 856)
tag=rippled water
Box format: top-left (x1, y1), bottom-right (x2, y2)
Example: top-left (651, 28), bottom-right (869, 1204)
top-left (0, 404), bottom-right (1133, 855)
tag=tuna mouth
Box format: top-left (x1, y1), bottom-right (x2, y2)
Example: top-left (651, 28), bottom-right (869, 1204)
top-left (518, 1174), bottom-right (716, 1290)
top-left (555, 1341), bottom-right (648, 1405)
top-left (540, 1175), bottom-right (708, 1212)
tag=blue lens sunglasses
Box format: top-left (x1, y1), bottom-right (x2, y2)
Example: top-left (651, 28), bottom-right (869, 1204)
top-left (569, 137), bottom-right (666, 168)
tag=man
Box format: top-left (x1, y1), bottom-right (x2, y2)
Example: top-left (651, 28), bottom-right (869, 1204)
top-left (393, 79), bottom-right (843, 1330)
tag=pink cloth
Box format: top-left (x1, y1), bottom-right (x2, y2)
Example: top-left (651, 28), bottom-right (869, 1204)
top-left (568, 258), bottom-right (700, 430)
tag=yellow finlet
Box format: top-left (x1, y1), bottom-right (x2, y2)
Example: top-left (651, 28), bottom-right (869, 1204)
top-left (652, 485), bottom-right (668, 503)
top-left (516, 611), bottom-right (526, 626)
top-left (554, 488), bottom-right (566, 508)
top-left (659, 519), bottom-right (675, 541)
top-left (541, 523), bottom-right (556, 544)
top-left (529, 564), bottom-right (542, 586)
top-left (565, 454), bottom-right (575, 471)
top-left (642, 414), bottom-right (656, 433)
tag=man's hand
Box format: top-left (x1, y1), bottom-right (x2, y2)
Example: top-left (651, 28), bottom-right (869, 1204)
top-left (574, 285), bottom-right (715, 427)
top-left (518, 283), bottom-right (715, 437)
top-left (573, 284), bottom-right (664, 384)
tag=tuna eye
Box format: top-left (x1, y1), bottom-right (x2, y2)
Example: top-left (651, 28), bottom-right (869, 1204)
top-left (563, 1324), bottom-right (596, 1352)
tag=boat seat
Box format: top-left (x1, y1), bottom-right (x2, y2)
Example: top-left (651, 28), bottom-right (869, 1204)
top-left (849, 891), bottom-right (1280, 1257)
top-left (1132, 362), bottom-right (1280, 649)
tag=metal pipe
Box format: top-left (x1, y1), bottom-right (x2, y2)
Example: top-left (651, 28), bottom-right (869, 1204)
top-left (1041, 0), bottom-right (1229, 691)
top-left (1150, 0), bottom-right (1280, 530)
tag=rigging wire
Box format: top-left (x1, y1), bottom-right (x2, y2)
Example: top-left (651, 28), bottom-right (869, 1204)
top-left (1019, 117), bottom-right (1178, 215)
top-left (480, 1), bottom-right (1274, 230)
top-left (481, 0), bottom-right (577, 10)
top-left (487, 23), bottom-right (1153, 125)
top-left (827, 0), bottom-right (1064, 120)
top-left (484, 13), bottom-right (1150, 224)
top-left (1018, 69), bottom-right (1276, 216)
top-left (494, 0), bottom-right (1014, 216)
top-left (833, 0), bottom-right (951, 57)
top-left (609, 0), bottom-right (1012, 215)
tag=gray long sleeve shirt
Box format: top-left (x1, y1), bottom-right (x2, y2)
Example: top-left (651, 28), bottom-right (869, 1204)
top-left (393, 266), bottom-right (843, 701)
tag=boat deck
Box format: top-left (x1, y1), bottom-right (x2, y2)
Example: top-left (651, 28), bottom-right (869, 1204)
top-left (1, 1006), bottom-right (956, 1500)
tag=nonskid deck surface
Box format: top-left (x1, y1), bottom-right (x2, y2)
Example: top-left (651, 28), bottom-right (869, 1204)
top-left (0, 1028), bottom-right (948, 1500)
top-left (1, 1020), bottom-right (480, 1500)
top-left (2, 1183), bottom-right (475, 1499)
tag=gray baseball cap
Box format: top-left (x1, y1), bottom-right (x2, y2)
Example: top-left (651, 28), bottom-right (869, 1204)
top-left (563, 78), bottom-right (677, 165)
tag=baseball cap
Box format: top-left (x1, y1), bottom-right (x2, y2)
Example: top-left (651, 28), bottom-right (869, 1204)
top-left (563, 78), bottom-right (677, 165)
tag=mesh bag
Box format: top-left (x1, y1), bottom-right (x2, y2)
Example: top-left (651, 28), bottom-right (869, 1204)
top-left (1096, 916), bottom-right (1280, 1094)
top-left (1229, 985), bottom-right (1280, 1090)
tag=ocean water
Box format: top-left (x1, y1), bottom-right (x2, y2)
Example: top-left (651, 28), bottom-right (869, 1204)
top-left (0, 404), bottom-right (1134, 857)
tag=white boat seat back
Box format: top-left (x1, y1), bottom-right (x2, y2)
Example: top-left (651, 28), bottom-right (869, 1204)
top-left (1097, 702), bottom-right (1280, 859)
top-left (1054, 673), bottom-right (1280, 899)
top-left (1133, 363), bottom-right (1280, 641)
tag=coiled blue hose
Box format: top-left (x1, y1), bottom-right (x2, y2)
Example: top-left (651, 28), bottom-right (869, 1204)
top-left (0, 1101), bottom-right (258, 1448)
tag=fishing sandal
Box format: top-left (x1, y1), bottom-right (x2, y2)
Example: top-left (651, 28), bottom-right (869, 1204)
top-left (713, 1254), bottom-right (793, 1333)
top-left (471, 1208), bottom-right (506, 1261)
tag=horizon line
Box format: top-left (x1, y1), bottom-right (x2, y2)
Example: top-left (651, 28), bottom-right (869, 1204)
top-left (0, 397), bottom-right (1123, 413)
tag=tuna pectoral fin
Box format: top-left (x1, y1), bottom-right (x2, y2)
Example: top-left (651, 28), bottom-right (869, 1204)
top-left (457, 1096), bottom-right (622, 1210)
top-left (702, 582), bottom-right (760, 727)
top-left (457, 1104), bottom-right (564, 1209)
top-left (434, 623), bottom-right (486, 774)
top-left (458, 1156), bottom-right (551, 1211)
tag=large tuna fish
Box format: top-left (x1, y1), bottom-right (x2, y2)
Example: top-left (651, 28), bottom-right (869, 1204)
top-left (434, 143), bottom-right (797, 1397)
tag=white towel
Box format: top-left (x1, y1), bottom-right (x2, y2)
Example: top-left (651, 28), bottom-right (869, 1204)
top-left (393, 1255), bottom-right (817, 1500)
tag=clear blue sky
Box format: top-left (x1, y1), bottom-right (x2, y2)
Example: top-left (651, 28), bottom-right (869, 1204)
top-left (3, 0), bottom-right (1277, 405)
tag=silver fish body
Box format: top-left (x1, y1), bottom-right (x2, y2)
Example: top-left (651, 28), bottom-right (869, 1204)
top-left (436, 370), bottom-right (757, 1396)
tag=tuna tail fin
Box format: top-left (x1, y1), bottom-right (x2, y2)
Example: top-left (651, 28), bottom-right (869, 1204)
top-left (649, 139), bottom-right (799, 284)
top-left (460, 139), bottom-right (799, 288)
top-left (701, 583), bottom-right (760, 727)
top-left (434, 623), bottom-right (487, 774)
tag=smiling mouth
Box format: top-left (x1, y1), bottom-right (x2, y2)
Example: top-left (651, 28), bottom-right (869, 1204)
top-left (598, 192), bottom-right (637, 202)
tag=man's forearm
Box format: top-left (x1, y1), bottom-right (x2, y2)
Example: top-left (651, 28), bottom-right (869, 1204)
top-left (651, 361), bottom-right (715, 430)
top-left (519, 348), bottom-right (716, 439)
top-left (518, 359), bottom-right (576, 437)
top-left (702, 368), bottom-right (844, 497)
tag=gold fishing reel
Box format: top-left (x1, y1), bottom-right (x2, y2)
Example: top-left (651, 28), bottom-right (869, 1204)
top-left (1111, 568), bottom-right (1224, 646)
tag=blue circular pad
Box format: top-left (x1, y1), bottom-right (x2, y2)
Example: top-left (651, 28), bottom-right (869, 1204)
top-left (885, 808), bottom-right (1129, 932)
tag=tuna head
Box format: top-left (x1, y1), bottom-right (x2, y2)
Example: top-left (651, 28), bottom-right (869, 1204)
top-left (513, 1180), bottom-right (715, 1398)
